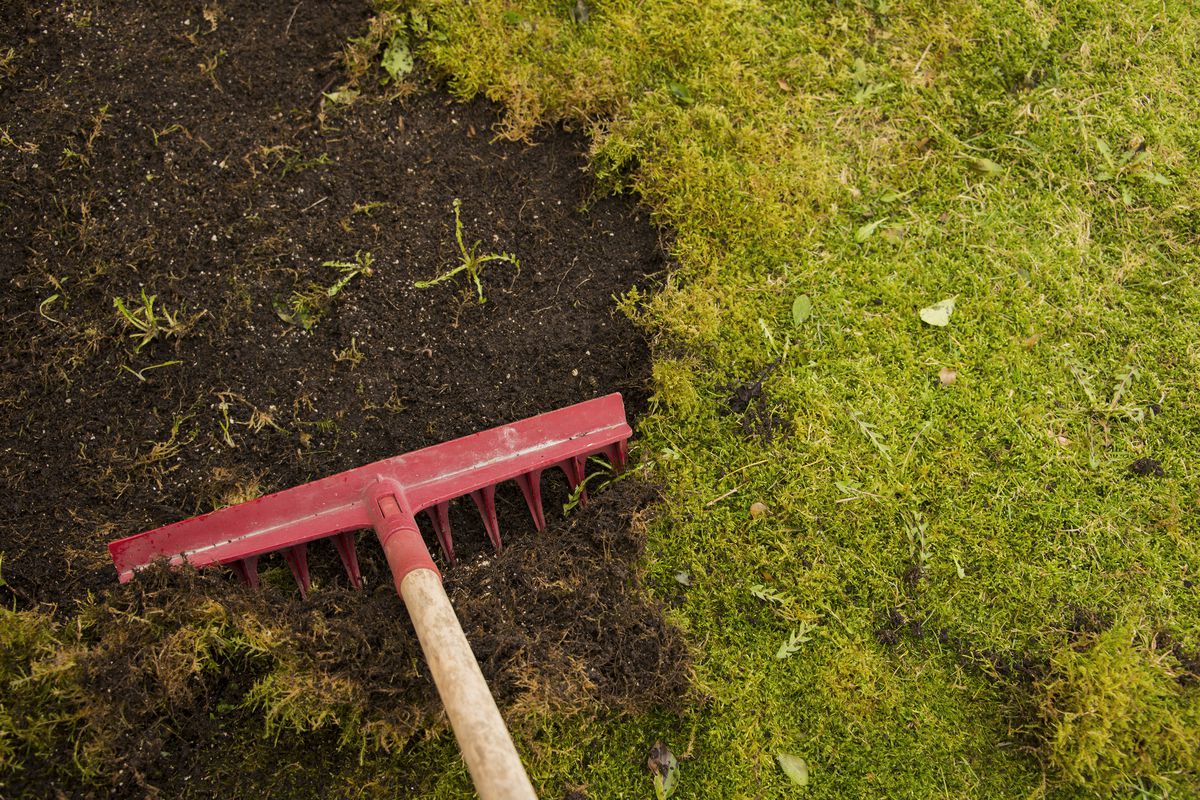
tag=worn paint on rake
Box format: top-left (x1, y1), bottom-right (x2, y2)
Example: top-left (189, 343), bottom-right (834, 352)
top-left (110, 394), bottom-right (631, 595)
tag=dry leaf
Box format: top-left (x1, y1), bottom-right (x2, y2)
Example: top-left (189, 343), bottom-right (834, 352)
top-left (777, 753), bottom-right (809, 786)
top-left (919, 297), bottom-right (956, 327)
top-left (938, 367), bottom-right (957, 385)
top-left (647, 741), bottom-right (679, 799)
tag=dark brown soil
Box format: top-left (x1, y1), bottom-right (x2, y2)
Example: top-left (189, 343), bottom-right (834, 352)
top-left (0, 0), bottom-right (688, 795)
top-left (1, 0), bottom-right (663, 602)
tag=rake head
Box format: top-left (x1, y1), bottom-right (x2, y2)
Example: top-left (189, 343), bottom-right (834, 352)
top-left (109, 393), bottom-right (631, 596)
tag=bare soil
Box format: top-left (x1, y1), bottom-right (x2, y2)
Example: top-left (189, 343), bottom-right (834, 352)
top-left (0, 0), bottom-right (689, 795)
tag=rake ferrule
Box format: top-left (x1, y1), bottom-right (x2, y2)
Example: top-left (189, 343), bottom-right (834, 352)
top-left (368, 479), bottom-right (439, 592)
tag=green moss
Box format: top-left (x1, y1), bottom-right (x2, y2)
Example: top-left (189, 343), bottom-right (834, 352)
top-left (0, 608), bottom-right (95, 785)
top-left (650, 359), bottom-right (700, 418)
top-left (1033, 625), bottom-right (1198, 794)
top-left (396, 0), bottom-right (1200, 795)
top-left (0, 586), bottom-right (424, 794)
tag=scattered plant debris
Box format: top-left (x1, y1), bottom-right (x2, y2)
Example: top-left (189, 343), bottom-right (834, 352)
top-left (646, 741), bottom-right (679, 800)
top-left (776, 753), bottom-right (809, 786)
top-left (918, 297), bottom-right (956, 327)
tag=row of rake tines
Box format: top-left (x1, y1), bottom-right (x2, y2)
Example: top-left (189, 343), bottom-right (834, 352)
top-left (227, 444), bottom-right (625, 597)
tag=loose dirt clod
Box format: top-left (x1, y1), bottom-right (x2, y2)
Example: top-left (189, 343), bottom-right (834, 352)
top-left (1127, 457), bottom-right (1165, 477)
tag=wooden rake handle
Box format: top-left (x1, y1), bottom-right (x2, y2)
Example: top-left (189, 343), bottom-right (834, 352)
top-left (372, 479), bottom-right (537, 799)
top-left (400, 568), bottom-right (538, 800)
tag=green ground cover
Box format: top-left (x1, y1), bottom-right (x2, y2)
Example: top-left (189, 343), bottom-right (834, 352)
top-left (394, 0), bottom-right (1200, 796)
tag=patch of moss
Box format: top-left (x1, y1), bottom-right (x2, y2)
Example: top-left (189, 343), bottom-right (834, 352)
top-left (650, 359), bottom-right (700, 418)
top-left (0, 608), bottom-right (90, 782)
top-left (1031, 625), bottom-right (1198, 795)
top-left (401, 0), bottom-right (1200, 795)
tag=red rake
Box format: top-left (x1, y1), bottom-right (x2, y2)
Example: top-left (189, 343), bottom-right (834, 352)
top-left (108, 393), bottom-right (631, 800)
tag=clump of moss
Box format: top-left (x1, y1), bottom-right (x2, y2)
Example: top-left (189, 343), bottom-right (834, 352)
top-left (0, 608), bottom-right (89, 780)
top-left (1032, 625), bottom-right (1199, 794)
top-left (1, 480), bottom-right (688, 795)
top-left (0, 571), bottom-right (430, 795)
top-left (651, 359), bottom-right (700, 418)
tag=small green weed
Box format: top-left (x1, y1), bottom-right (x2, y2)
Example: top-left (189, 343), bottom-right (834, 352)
top-left (414, 199), bottom-right (520, 304)
top-left (0, 125), bottom-right (39, 154)
top-left (1093, 138), bottom-right (1171, 204)
top-left (775, 621), bottom-right (817, 660)
top-left (119, 360), bottom-right (182, 383)
top-left (561, 456), bottom-right (622, 515)
top-left (350, 200), bottom-right (388, 217)
top-left (197, 49), bottom-right (226, 90)
top-left (113, 289), bottom-right (203, 351)
top-left (279, 150), bottom-right (331, 178)
top-left (0, 47), bottom-right (16, 89)
top-left (903, 511), bottom-right (930, 571)
top-left (342, 8), bottom-right (425, 90)
top-left (276, 251), bottom-right (373, 331)
top-left (333, 337), bottom-right (364, 368)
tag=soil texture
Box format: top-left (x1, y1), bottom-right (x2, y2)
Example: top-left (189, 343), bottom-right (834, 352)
top-left (1, 0), bottom-right (662, 602)
top-left (0, 0), bottom-right (687, 795)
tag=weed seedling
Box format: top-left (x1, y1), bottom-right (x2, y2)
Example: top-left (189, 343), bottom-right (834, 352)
top-left (113, 289), bottom-right (204, 351)
top-left (198, 49), bottom-right (226, 90)
top-left (120, 360), bottom-right (183, 382)
top-left (84, 104), bottom-right (109, 153)
top-left (775, 621), bottom-right (818, 660)
top-left (59, 146), bottom-right (89, 170)
top-left (279, 151), bottom-right (331, 178)
top-left (1094, 138), bottom-right (1171, 204)
top-left (351, 200), bottom-right (388, 217)
top-left (215, 392), bottom-right (289, 446)
top-left (276, 251), bottom-right (373, 331)
top-left (904, 511), bottom-right (930, 570)
top-left (1, 125), bottom-right (39, 154)
top-left (39, 277), bottom-right (67, 323)
top-left (414, 199), bottom-right (520, 304)
top-left (562, 456), bottom-right (623, 515)
top-left (0, 47), bottom-right (15, 88)
top-left (150, 123), bottom-right (186, 147)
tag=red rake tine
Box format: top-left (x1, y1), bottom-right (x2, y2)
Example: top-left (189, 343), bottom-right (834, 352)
top-left (281, 544), bottom-right (311, 598)
top-left (425, 502), bottom-right (455, 566)
top-left (107, 393), bottom-right (632, 800)
top-left (470, 485), bottom-right (502, 552)
top-left (332, 531), bottom-right (362, 589)
top-left (231, 555), bottom-right (260, 588)
top-left (515, 469), bottom-right (545, 531)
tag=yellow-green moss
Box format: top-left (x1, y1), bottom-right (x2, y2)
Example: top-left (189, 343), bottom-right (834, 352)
top-left (1035, 626), bottom-right (1198, 794)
